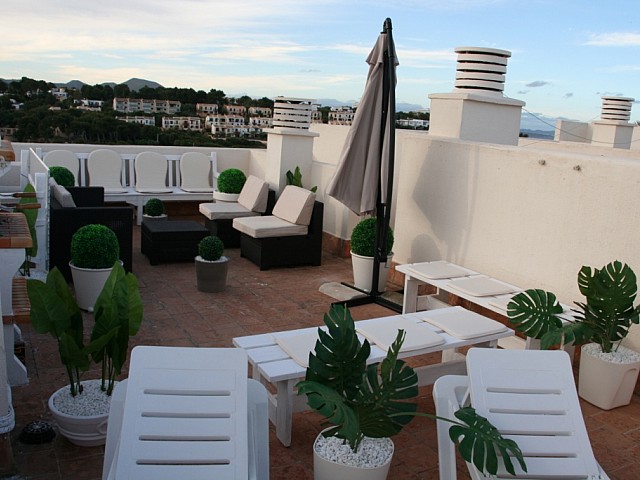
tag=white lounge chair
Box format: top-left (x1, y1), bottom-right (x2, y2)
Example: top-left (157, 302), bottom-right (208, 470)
top-left (102, 346), bottom-right (269, 480)
top-left (433, 348), bottom-right (609, 479)
top-left (179, 152), bottom-right (216, 193)
top-left (87, 149), bottom-right (128, 194)
top-left (134, 152), bottom-right (172, 193)
top-left (43, 149), bottom-right (80, 185)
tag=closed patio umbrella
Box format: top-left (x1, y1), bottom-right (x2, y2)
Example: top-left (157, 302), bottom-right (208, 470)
top-left (327, 18), bottom-right (398, 303)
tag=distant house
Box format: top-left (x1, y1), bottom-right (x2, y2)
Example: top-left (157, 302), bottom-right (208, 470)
top-left (75, 99), bottom-right (104, 111)
top-left (50, 87), bottom-right (68, 101)
top-left (328, 106), bottom-right (355, 125)
top-left (113, 98), bottom-right (181, 114)
top-left (209, 114), bottom-right (246, 136)
top-left (249, 106), bottom-right (272, 117)
top-left (121, 116), bottom-right (156, 126)
top-left (162, 116), bottom-right (202, 131)
top-left (225, 105), bottom-right (246, 116)
top-left (196, 103), bottom-right (219, 116)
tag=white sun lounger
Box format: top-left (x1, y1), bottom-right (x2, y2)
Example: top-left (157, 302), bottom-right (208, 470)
top-left (179, 152), bottom-right (215, 193)
top-left (134, 152), bottom-right (172, 193)
top-left (433, 348), bottom-right (609, 479)
top-left (87, 149), bottom-right (128, 194)
top-left (43, 149), bottom-right (80, 185)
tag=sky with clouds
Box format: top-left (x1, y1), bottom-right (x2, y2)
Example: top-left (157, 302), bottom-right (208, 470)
top-left (2, 0), bottom-right (639, 125)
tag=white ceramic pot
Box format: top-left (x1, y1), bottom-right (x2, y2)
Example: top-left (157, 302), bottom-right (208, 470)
top-left (142, 213), bottom-right (168, 222)
top-left (313, 432), bottom-right (394, 480)
top-left (213, 191), bottom-right (240, 202)
top-left (578, 343), bottom-right (640, 410)
top-left (195, 256), bottom-right (229, 293)
top-left (48, 379), bottom-right (112, 447)
top-left (69, 261), bottom-right (119, 311)
top-left (351, 252), bottom-right (393, 293)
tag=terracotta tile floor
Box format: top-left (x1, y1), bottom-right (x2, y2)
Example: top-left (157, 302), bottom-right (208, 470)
top-left (7, 222), bottom-right (640, 479)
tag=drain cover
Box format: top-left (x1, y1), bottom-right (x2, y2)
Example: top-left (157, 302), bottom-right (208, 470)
top-left (19, 420), bottom-right (55, 444)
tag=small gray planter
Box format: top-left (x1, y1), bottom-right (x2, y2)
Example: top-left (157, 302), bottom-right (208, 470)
top-left (195, 256), bottom-right (228, 292)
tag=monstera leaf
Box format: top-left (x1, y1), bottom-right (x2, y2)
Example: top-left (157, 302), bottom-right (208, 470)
top-left (507, 289), bottom-right (564, 340)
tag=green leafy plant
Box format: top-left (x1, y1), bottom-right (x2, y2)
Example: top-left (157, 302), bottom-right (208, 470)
top-left (350, 217), bottom-right (394, 257)
top-left (18, 183), bottom-right (39, 276)
top-left (286, 166), bottom-right (317, 192)
top-left (217, 168), bottom-right (247, 194)
top-left (296, 305), bottom-right (526, 476)
top-left (198, 235), bottom-right (225, 261)
top-left (508, 260), bottom-right (640, 352)
top-left (144, 198), bottom-right (165, 217)
top-left (70, 224), bottom-right (119, 269)
top-left (49, 166), bottom-right (74, 187)
top-left (27, 263), bottom-right (142, 397)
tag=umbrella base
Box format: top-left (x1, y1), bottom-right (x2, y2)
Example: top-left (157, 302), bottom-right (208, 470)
top-left (332, 282), bottom-right (403, 313)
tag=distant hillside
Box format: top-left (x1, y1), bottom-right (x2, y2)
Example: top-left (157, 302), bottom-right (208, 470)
top-left (53, 77), bottom-right (163, 92)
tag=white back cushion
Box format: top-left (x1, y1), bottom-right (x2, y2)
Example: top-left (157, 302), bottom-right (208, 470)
top-left (272, 185), bottom-right (316, 226)
top-left (238, 175), bottom-right (269, 213)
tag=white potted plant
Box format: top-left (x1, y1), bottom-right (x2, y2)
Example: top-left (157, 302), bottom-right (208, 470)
top-left (350, 217), bottom-right (393, 292)
top-left (195, 235), bottom-right (228, 292)
top-left (69, 224), bottom-right (120, 311)
top-left (507, 260), bottom-right (640, 410)
top-left (142, 197), bottom-right (167, 222)
top-left (213, 168), bottom-right (246, 202)
top-left (26, 263), bottom-right (142, 446)
top-left (297, 305), bottom-right (525, 480)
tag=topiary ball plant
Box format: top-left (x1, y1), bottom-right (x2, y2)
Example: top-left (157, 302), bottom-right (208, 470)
top-left (144, 198), bottom-right (165, 217)
top-left (49, 166), bottom-right (75, 187)
top-left (71, 224), bottom-right (120, 269)
top-left (217, 168), bottom-right (247, 194)
top-left (350, 217), bottom-right (394, 257)
top-left (198, 235), bottom-right (225, 262)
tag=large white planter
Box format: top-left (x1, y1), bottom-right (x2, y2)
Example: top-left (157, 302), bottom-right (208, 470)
top-left (578, 343), bottom-right (640, 410)
top-left (313, 432), bottom-right (394, 480)
top-left (48, 379), bottom-right (112, 447)
top-left (213, 191), bottom-right (240, 202)
top-left (351, 252), bottom-right (393, 293)
top-left (69, 261), bottom-right (118, 311)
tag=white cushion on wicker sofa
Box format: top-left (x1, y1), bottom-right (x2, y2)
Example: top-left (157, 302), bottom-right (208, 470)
top-left (199, 175), bottom-right (268, 220)
top-left (233, 185), bottom-right (315, 238)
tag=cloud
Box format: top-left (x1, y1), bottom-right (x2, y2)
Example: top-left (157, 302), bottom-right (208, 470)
top-left (586, 32), bottom-right (640, 46)
top-left (517, 90), bottom-right (529, 95)
top-left (564, 93), bottom-right (573, 99)
top-left (526, 81), bottom-right (549, 88)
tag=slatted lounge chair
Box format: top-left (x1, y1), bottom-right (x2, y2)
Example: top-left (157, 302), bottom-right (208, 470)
top-left (134, 152), bottom-right (172, 193)
top-left (233, 185), bottom-right (323, 270)
top-left (102, 346), bottom-right (269, 480)
top-left (179, 152), bottom-right (215, 193)
top-left (199, 175), bottom-right (274, 247)
top-left (433, 348), bottom-right (609, 479)
top-left (43, 149), bottom-right (80, 185)
top-left (87, 149), bottom-right (128, 194)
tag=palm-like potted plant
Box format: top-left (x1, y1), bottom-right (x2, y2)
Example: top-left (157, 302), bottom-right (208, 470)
top-left (213, 168), bottom-right (247, 202)
top-left (507, 260), bottom-right (640, 410)
top-left (69, 224), bottom-right (120, 310)
top-left (350, 217), bottom-right (394, 292)
top-left (142, 197), bottom-right (167, 222)
top-left (27, 263), bottom-right (142, 446)
top-left (297, 305), bottom-right (525, 479)
top-left (195, 235), bottom-right (228, 292)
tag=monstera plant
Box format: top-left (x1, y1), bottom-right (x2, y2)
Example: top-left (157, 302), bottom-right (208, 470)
top-left (296, 304), bottom-right (525, 477)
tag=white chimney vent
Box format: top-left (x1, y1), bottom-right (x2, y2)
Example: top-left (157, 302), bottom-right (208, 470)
top-left (454, 47), bottom-right (511, 96)
top-left (600, 96), bottom-right (634, 122)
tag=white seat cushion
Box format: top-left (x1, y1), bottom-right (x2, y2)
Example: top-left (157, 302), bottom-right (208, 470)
top-left (233, 215), bottom-right (308, 238)
top-left (199, 202), bottom-right (259, 220)
top-left (272, 185), bottom-right (315, 226)
top-left (238, 175), bottom-right (269, 213)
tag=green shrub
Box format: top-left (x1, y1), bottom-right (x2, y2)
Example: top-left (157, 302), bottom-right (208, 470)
top-left (198, 236), bottom-right (225, 261)
top-left (71, 224), bottom-right (119, 269)
top-left (217, 168), bottom-right (246, 194)
top-left (350, 217), bottom-right (394, 257)
top-left (144, 198), bottom-right (165, 216)
top-left (49, 166), bottom-right (74, 187)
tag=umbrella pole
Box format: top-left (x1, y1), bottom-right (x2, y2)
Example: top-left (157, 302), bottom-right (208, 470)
top-left (334, 18), bottom-right (402, 313)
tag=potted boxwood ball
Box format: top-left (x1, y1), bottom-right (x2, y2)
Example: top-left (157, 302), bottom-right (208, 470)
top-left (49, 165), bottom-right (75, 187)
top-left (350, 217), bottom-right (394, 293)
top-left (195, 235), bottom-right (228, 292)
top-left (69, 224), bottom-right (121, 310)
top-left (142, 197), bottom-right (167, 222)
top-left (213, 168), bottom-right (247, 202)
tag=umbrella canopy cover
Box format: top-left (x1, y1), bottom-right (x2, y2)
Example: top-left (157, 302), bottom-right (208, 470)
top-left (326, 25), bottom-right (398, 216)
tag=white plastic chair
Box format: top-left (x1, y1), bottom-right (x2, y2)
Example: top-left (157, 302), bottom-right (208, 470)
top-left (179, 152), bottom-right (215, 192)
top-left (134, 152), bottom-right (172, 193)
top-left (433, 348), bottom-right (609, 479)
top-left (43, 149), bottom-right (80, 185)
top-left (102, 346), bottom-right (269, 480)
top-left (87, 149), bottom-right (127, 194)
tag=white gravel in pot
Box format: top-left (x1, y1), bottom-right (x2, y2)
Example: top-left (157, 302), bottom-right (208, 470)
top-left (314, 434), bottom-right (394, 468)
top-left (51, 380), bottom-right (112, 417)
top-left (583, 343), bottom-right (640, 364)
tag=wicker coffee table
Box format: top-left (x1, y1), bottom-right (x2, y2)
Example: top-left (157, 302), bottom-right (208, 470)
top-left (141, 220), bottom-right (209, 265)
